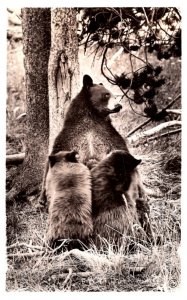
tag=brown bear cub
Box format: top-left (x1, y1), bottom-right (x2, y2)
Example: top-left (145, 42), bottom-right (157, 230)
top-left (91, 150), bottom-right (146, 250)
top-left (45, 150), bottom-right (93, 251)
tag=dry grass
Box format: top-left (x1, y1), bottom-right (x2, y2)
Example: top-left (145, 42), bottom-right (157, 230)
top-left (6, 33), bottom-right (181, 292)
top-left (6, 125), bottom-right (181, 291)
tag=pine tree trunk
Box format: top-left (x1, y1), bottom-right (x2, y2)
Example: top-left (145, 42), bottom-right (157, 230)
top-left (7, 8), bottom-right (51, 201)
top-left (48, 8), bottom-right (79, 150)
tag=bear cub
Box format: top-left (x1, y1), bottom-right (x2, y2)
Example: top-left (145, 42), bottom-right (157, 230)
top-left (91, 150), bottom-right (142, 248)
top-left (45, 150), bottom-right (93, 251)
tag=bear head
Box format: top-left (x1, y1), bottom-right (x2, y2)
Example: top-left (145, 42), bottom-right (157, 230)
top-left (49, 150), bottom-right (79, 168)
top-left (106, 150), bottom-right (141, 192)
top-left (83, 75), bottom-right (122, 117)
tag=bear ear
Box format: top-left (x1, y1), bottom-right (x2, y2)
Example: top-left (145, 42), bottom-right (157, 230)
top-left (130, 157), bottom-right (142, 170)
top-left (48, 154), bottom-right (59, 168)
top-left (83, 75), bottom-right (93, 88)
top-left (66, 150), bottom-right (79, 163)
top-left (122, 153), bottom-right (141, 171)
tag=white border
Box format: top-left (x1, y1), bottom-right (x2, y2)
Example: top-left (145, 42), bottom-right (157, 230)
top-left (0, 0), bottom-right (185, 8)
top-left (1, 1), bottom-right (186, 299)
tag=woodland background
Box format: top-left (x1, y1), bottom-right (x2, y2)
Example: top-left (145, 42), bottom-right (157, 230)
top-left (6, 8), bottom-right (181, 292)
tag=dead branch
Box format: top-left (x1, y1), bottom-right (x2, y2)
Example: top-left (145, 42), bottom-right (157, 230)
top-left (131, 128), bottom-right (181, 147)
top-left (142, 120), bottom-right (181, 136)
top-left (127, 94), bottom-right (181, 137)
top-left (166, 109), bottom-right (181, 115)
top-left (7, 242), bottom-right (45, 251)
top-left (127, 119), bottom-right (152, 137)
top-left (7, 251), bottom-right (45, 258)
top-left (164, 94), bottom-right (181, 110)
top-left (62, 268), bottom-right (73, 288)
top-left (147, 128), bottom-right (181, 141)
top-left (128, 120), bottom-right (181, 143)
top-left (6, 153), bottom-right (25, 166)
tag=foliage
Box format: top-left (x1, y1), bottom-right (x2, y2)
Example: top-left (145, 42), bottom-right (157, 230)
top-left (78, 7), bottom-right (181, 119)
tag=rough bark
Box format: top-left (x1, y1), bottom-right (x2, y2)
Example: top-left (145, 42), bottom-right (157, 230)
top-left (7, 8), bottom-right (51, 201)
top-left (48, 8), bottom-right (79, 150)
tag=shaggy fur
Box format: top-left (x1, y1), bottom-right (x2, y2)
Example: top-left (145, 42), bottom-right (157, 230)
top-left (91, 150), bottom-right (149, 249)
top-left (45, 151), bottom-right (93, 250)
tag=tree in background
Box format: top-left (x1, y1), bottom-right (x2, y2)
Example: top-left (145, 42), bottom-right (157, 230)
top-left (48, 8), bottom-right (79, 150)
top-left (7, 8), bottom-right (50, 201)
top-left (7, 8), bottom-right (79, 201)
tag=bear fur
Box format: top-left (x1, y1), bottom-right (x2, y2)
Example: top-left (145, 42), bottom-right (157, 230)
top-left (45, 150), bottom-right (93, 250)
top-left (91, 150), bottom-right (148, 249)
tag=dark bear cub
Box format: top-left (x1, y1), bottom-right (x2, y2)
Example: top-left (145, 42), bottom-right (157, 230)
top-left (45, 150), bottom-right (93, 251)
top-left (91, 150), bottom-right (145, 249)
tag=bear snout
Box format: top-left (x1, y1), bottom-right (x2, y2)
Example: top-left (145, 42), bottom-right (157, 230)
top-left (113, 104), bottom-right (122, 113)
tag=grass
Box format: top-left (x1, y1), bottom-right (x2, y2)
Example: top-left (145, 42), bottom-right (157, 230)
top-left (6, 30), bottom-right (181, 292)
top-left (6, 128), bottom-right (181, 291)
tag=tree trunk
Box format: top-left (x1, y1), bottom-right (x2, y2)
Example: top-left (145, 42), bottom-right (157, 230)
top-left (48, 8), bottom-right (79, 150)
top-left (7, 8), bottom-right (51, 201)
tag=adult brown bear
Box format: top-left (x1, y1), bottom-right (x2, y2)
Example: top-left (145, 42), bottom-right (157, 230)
top-left (38, 75), bottom-right (152, 245)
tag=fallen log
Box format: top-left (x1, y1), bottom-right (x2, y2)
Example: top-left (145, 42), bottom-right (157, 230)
top-left (128, 120), bottom-right (181, 143)
top-left (6, 153), bottom-right (25, 166)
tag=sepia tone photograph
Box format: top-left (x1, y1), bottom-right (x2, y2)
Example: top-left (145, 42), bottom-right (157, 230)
top-left (5, 6), bottom-right (181, 292)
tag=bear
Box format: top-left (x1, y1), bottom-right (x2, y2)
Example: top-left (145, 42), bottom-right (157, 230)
top-left (91, 150), bottom-right (152, 250)
top-left (38, 74), bottom-right (152, 244)
top-left (38, 74), bottom-right (125, 205)
top-left (45, 150), bottom-right (93, 251)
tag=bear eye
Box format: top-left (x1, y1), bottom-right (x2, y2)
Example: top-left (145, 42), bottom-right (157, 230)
top-left (104, 93), bottom-right (110, 99)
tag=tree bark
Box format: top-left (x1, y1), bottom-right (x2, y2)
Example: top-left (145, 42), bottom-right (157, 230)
top-left (48, 8), bottom-right (79, 150)
top-left (7, 8), bottom-right (51, 201)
